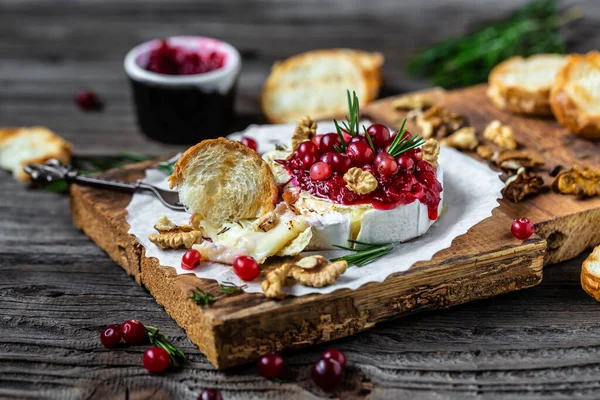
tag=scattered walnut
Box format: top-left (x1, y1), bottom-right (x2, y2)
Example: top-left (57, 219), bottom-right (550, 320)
top-left (552, 165), bottom-right (600, 197)
top-left (416, 105), bottom-right (469, 139)
top-left (295, 255), bottom-right (328, 269)
top-left (290, 259), bottom-right (348, 288)
top-left (392, 93), bottom-right (433, 111)
top-left (344, 167), bottom-right (378, 194)
top-left (422, 138), bottom-right (440, 167)
top-left (476, 145), bottom-right (495, 160)
top-left (440, 127), bottom-right (478, 151)
top-left (253, 211), bottom-right (279, 232)
top-left (291, 116), bottom-right (317, 151)
top-left (495, 150), bottom-right (544, 170)
top-left (483, 120), bottom-right (517, 150)
top-left (148, 230), bottom-right (203, 250)
top-left (503, 167), bottom-right (545, 202)
top-left (261, 263), bottom-right (292, 299)
top-left (154, 215), bottom-right (178, 232)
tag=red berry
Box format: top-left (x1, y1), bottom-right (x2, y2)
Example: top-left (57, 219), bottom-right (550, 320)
top-left (233, 256), bottom-right (260, 281)
top-left (257, 353), bottom-right (284, 379)
top-left (367, 124), bottom-right (391, 148)
top-left (182, 249), bottom-right (202, 270)
top-left (410, 147), bottom-right (423, 161)
top-left (312, 358), bottom-right (344, 390)
top-left (329, 153), bottom-right (352, 173)
top-left (348, 136), bottom-right (367, 145)
top-left (297, 141), bottom-right (320, 158)
top-left (396, 154), bottom-right (415, 172)
top-left (74, 89), bottom-right (102, 111)
top-left (143, 346), bottom-right (170, 373)
top-left (312, 134), bottom-right (325, 148)
top-left (319, 133), bottom-right (340, 153)
top-left (320, 152), bottom-right (336, 165)
top-left (310, 162), bottom-right (332, 181)
top-left (121, 320), bottom-right (146, 345)
top-left (198, 389), bottom-right (223, 400)
top-left (341, 129), bottom-right (352, 143)
top-left (300, 153), bottom-right (317, 169)
top-left (346, 142), bottom-right (375, 167)
top-left (511, 218), bottom-right (534, 240)
top-left (241, 137), bottom-right (258, 151)
top-left (375, 153), bottom-right (398, 176)
top-left (100, 325), bottom-right (121, 349)
top-left (321, 349), bottom-right (347, 369)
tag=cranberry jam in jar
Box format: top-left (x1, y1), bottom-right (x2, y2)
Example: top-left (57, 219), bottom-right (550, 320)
top-left (125, 37), bottom-right (241, 144)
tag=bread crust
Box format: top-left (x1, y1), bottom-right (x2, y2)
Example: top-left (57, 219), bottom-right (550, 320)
top-left (581, 245), bottom-right (600, 302)
top-left (169, 138), bottom-right (278, 222)
top-left (488, 54), bottom-right (566, 116)
top-left (550, 52), bottom-right (600, 140)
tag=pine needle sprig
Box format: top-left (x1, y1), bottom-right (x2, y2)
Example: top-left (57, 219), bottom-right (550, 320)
top-left (331, 240), bottom-right (394, 267)
top-left (363, 125), bottom-right (376, 153)
top-left (334, 90), bottom-right (362, 152)
top-left (386, 118), bottom-right (425, 158)
top-left (144, 325), bottom-right (186, 367)
top-left (190, 282), bottom-right (248, 306)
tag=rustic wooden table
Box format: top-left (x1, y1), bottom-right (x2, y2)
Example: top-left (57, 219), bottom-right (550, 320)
top-left (2, 1), bottom-right (600, 398)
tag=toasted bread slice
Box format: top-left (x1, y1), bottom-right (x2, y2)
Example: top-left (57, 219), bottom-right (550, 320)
top-left (261, 49), bottom-right (384, 123)
top-left (488, 54), bottom-right (567, 116)
top-left (169, 138), bottom-right (278, 223)
top-left (0, 126), bottom-right (72, 182)
top-left (581, 245), bottom-right (600, 301)
top-left (550, 52), bottom-right (600, 139)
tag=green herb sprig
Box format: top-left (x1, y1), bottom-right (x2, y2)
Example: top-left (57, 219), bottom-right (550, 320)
top-left (144, 325), bottom-right (186, 367)
top-left (386, 118), bottom-right (425, 158)
top-left (334, 90), bottom-right (362, 152)
top-left (190, 282), bottom-right (248, 306)
top-left (331, 240), bottom-right (394, 267)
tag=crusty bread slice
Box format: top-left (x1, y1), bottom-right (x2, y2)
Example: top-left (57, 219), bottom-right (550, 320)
top-left (488, 54), bottom-right (567, 116)
top-left (261, 49), bottom-right (384, 123)
top-left (169, 138), bottom-right (278, 223)
top-left (581, 245), bottom-right (600, 301)
top-left (550, 52), bottom-right (600, 139)
top-left (0, 126), bottom-right (72, 182)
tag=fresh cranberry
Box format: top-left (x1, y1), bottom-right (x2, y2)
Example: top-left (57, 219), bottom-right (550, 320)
top-left (410, 148), bottom-right (423, 161)
top-left (298, 141), bottom-right (320, 158)
top-left (319, 133), bottom-right (340, 153)
top-left (74, 89), bottom-right (102, 111)
top-left (341, 129), bottom-right (352, 143)
top-left (329, 153), bottom-right (352, 173)
top-left (121, 320), bottom-right (146, 345)
top-left (312, 134), bottom-right (325, 149)
top-left (312, 358), bottom-right (344, 391)
top-left (310, 162), bottom-right (332, 181)
top-left (348, 136), bottom-right (367, 145)
top-left (143, 346), bottom-right (170, 373)
top-left (300, 154), bottom-right (317, 169)
top-left (321, 349), bottom-right (347, 369)
top-left (182, 249), bottom-right (202, 270)
top-left (100, 325), bottom-right (121, 349)
top-left (241, 137), bottom-right (258, 151)
top-left (320, 152), bottom-right (336, 165)
top-left (198, 389), bottom-right (223, 400)
top-left (511, 218), bottom-right (534, 240)
top-left (396, 154), bottom-right (415, 172)
top-left (367, 124), bottom-right (391, 148)
top-left (346, 142), bottom-right (375, 167)
top-left (375, 153), bottom-right (398, 176)
top-left (257, 353), bottom-right (284, 379)
top-left (233, 256), bottom-right (260, 281)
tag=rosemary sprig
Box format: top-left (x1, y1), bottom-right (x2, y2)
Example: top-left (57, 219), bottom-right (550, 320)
top-left (386, 118), bottom-right (425, 158)
top-left (190, 282), bottom-right (248, 306)
top-left (219, 281), bottom-right (248, 295)
top-left (331, 239), bottom-right (394, 267)
top-left (157, 159), bottom-right (176, 174)
top-left (144, 325), bottom-right (186, 367)
top-left (333, 90), bottom-right (362, 152)
top-left (363, 125), bottom-right (376, 153)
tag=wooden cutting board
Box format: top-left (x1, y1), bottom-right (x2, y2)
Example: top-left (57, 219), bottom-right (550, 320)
top-left (69, 84), bottom-right (599, 369)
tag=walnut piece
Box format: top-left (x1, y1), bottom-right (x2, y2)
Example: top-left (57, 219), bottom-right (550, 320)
top-left (154, 215), bottom-right (178, 232)
top-left (148, 230), bottom-right (203, 250)
top-left (253, 211), bottom-right (279, 232)
top-left (290, 259), bottom-right (348, 288)
top-left (392, 93), bottom-right (433, 111)
top-left (422, 138), bottom-right (440, 167)
top-left (344, 167), bottom-right (378, 194)
top-left (552, 165), bottom-right (600, 197)
top-left (440, 127), bottom-right (478, 151)
top-left (495, 150), bottom-right (544, 170)
top-left (291, 116), bottom-right (317, 151)
top-left (503, 167), bottom-right (545, 202)
top-left (476, 145), bottom-right (495, 160)
top-left (483, 120), bottom-right (517, 150)
top-left (416, 105), bottom-right (469, 139)
top-left (261, 263), bottom-right (292, 299)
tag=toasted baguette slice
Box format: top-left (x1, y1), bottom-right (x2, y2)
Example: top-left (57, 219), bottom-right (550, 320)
top-left (0, 126), bottom-right (72, 182)
top-left (169, 138), bottom-right (278, 223)
top-left (581, 245), bottom-right (600, 301)
top-left (261, 49), bottom-right (384, 123)
top-left (550, 52), bottom-right (600, 139)
top-left (488, 54), bottom-right (567, 116)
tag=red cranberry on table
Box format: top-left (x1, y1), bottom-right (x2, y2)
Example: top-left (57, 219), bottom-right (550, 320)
top-left (374, 153), bottom-right (398, 176)
top-left (121, 320), bottom-right (146, 345)
top-left (74, 89), bottom-right (102, 111)
top-left (233, 256), bottom-right (260, 281)
top-left (143, 346), bottom-right (171, 373)
top-left (241, 136), bottom-right (258, 152)
top-left (310, 162), bottom-right (332, 181)
top-left (321, 348), bottom-right (347, 369)
top-left (257, 353), bottom-right (284, 379)
top-left (346, 141), bottom-right (375, 167)
top-left (366, 124), bottom-right (391, 148)
top-left (312, 358), bottom-right (344, 390)
top-left (198, 389), bottom-right (223, 400)
top-left (182, 249), bottom-right (202, 270)
top-left (100, 325), bottom-right (122, 349)
top-left (511, 218), bottom-right (534, 240)
top-left (319, 133), bottom-right (340, 153)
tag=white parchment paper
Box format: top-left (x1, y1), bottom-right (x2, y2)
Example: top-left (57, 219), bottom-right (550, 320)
top-left (126, 122), bottom-right (504, 296)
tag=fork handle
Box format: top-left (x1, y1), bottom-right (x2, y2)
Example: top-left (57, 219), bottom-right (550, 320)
top-left (68, 173), bottom-right (140, 192)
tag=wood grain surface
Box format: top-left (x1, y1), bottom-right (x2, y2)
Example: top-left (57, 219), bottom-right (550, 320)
top-left (2, 0), bottom-right (600, 398)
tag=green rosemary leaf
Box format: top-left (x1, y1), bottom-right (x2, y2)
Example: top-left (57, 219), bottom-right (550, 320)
top-left (333, 119), bottom-right (348, 152)
top-left (331, 240), bottom-right (395, 267)
top-left (145, 325), bottom-right (186, 367)
top-left (219, 281), bottom-right (248, 295)
top-left (348, 239), bottom-right (391, 247)
top-left (190, 288), bottom-right (217, 306)
top-left (363, 126), bottom-right (376, 153)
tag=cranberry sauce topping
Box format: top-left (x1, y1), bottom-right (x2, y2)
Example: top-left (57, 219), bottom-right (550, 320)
top-left (281, 126), bottom-right (443, 220)
top-left (142, 40), bottom-right (226, 75)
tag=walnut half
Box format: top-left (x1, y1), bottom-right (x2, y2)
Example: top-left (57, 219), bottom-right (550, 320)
top-left (495, 150), bottom-right (544, 171)
top-left (422, 138), bottom-right (440, 167)
top-left (291, 116), bottom-right (317, 151)
top-left (552, 165), bottom-right (600, 197)
top-left (344, 167), bottom-right (378, 194)
top-left (503, 167), bottom-right (544, 202)
top-left (149, 215), bottom-right (201, 249)
top-left (440, 127), bottom-right (478, 151)
top-left (483, 120), bottom-right (517, 150)
top-left (290, 259), bottom-right (348, 288)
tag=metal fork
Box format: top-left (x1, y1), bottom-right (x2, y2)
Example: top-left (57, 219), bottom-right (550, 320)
top-left (24, 159), bottom-right (185, 211)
